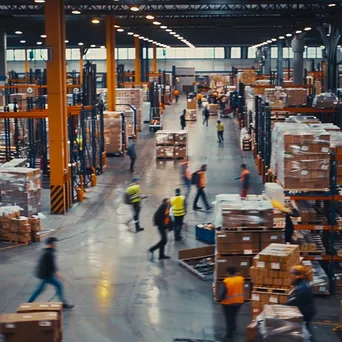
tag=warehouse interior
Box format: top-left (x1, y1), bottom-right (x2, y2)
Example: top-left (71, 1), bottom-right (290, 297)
top-left (1, 1), bottom-right (342, 341)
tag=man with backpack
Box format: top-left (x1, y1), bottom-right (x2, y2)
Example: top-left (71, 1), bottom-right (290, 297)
top-left (28, 237), bottom-right (74, 309)
top-left (192, 164), bottom-right (212, 211)
top-left (126, 178), bottom-right (144, 232)
top-left (203, 105), bottom-right (210, 126)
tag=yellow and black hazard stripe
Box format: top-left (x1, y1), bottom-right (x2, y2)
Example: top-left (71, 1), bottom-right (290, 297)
top-left (50, 185), bottom-right (66, 214)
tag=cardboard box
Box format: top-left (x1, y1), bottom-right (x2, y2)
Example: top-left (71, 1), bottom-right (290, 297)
top-left (246, 321), bottom-right (258, 342)
top-left (215, 255), bottom-right (252, 278)
top-left (260, 231), bottom-right (284, 249)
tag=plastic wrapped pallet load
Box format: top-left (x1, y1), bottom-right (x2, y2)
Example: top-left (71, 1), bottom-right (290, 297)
top-left (103, 111), bottom-right (122, 155)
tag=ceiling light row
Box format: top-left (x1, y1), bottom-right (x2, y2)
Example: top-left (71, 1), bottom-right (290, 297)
top-left (251, 27), bottom-right (312, 48)
top-left (123, 30), bottom-right (169, 48)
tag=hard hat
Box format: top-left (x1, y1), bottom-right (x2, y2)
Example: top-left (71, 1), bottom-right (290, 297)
top-left (290, 265), bottom-right (307, 279)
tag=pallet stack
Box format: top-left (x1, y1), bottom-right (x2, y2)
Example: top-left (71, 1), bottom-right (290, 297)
top-left (250, 244), bottom-right (301, 318)
top-left (155, 131), bottom-right (187, 159)
top-left (185, 109), bottom-right (197, 121)
top-left (103, 111), bottom-right (123, 155)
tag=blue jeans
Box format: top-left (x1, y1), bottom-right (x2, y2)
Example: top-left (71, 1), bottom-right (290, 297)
top-left (183, 179), bottom-right (191, 198)
top-left (28, 276), bottom-right (65, 303)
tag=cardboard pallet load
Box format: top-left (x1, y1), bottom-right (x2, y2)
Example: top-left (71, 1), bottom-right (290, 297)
top-left (284, 88), bottom-right (307, 107)
top-left (103, 111), bottom-right (123, 155)
top-left (155, 130), bottom-right (187, 159)
top-left (185, 109), bottom-right (197, 121)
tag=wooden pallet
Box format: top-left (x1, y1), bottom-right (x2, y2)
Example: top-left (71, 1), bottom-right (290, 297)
top-left (300, 220), bottom-right (328, 225)
top-left (216, 251), bottom-right (258, 256)
top-left (253, 286), bottom-right (290, 294)
top-left (300, 250), bottom-right (325, 256)
top-left (220, 227), bottom-right (282, 232)
top-left (1, 239), bottom-right (31, 245)
top-left (156, 156), bottom-right (185, 160)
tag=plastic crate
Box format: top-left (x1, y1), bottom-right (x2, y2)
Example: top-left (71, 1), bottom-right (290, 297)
top-left (195, 225), bottom-right (215, 244)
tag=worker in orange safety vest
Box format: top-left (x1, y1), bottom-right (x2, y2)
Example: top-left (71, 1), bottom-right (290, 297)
top-left (219, 266), bottom-right (245, 340)
top-left (239, 164), bottom-right (250, 198)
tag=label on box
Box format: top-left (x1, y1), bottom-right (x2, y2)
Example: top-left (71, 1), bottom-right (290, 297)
top-left (271, 262), bottom-right (280, 270)
top-left (314, 226), bottom-right (323, 230)
top-left (269, 296), bottom-right (278, 303)
top-left (257, 261), bottom-right (265, 268)
top-left (218, 259), bottom-right (227, 263)
top-left (39, 304), bottom-right (49, 308)
top-left (243, 236), bottom-right (250, 241)
top-left (51, 304), bottom-right (60, 308)
top-left (244, 249), bottom-right (253, 255)
top-left (218, 234), bottom-right (226, 238)
top-left (39, 321), bottom-right (52, 327)
top-left (301, 170), bottom-right (308, 176)
top-left (301, 146), bottom-right (309, 151)
top-left (20, 305), bottom-right (30, 308)
top-left (49, 313), bottom-right (57, 317)
top-left (252, 294), bottom-right (260, 301)
top-left (271, 235), bottom-right (278, 240)
top-left (319, 287), bottom-right (326, 292)
top-left (23, 315), bottom-right (32, 319)
top-left (322, 147), bottom-right (329, 153)
top-left (5, 324), bottom-right (15, 329)
top-left (321, 164), bottom-right (329, 170)
top-left (241, 262), bottom-right (248, 266)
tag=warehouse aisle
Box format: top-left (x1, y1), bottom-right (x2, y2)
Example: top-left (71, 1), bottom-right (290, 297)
top-left (0, 98), bottom-right (341, 342)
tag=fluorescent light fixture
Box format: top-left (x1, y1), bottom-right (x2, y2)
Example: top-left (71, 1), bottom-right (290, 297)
top-left (34, 0), bottom-right (45, 2)
top-left (117, 28), bottom-right (124, 32)
top-left (170, 31), bottom-right (176, 35)
top-left (65, 40), bottom-right (69, 43)
top-left (114, 25), bottom-right (120, 28)
top-left (20, 40), bottom-right (26, 43)
top-left (37, 41), bottom-right (42, 45)
top-left (100, 45), bottom-right (105, 49)
top-left (279, 36), bottom-right (285, 39)
top-left (286, 33), bottom-right (292, 37)
top-left (296, 30), bottom-right (302, 34)
top-left (329, 3), bottom-right (336, 7)
top-left (304, 27), bottom-right (312, 31)
top-left (177, 36), bottom-right (183, 40)
top-left (153, 21), bottom-right (161, 25)
top-left (72, 10), bottom-right (81, 15)
top-left (271, 38), bottom-right (276, 42)
top-left (174, 34), bottom-right (180, 37)
top-left (78, 42), bottom-right (84, 46)
top-left (130, 6), bottom-right (139, 11)
top-left (127, 32), bottom-right (134, 35)
top-left (166, 29), bottom-right (172, 32)
top-left (148, 39), bottom-right (153, 42)
top-left (133, 34), bottom-right (139, 37)
top-left (40, 34), bottom-right (47, 38)
top-left (338, 45), bottom-right (342, 48)
top-left (146, 15), bottom-right (154, 19)
top-left (161, 26), bottom-right (167, 29)
top-left (320, 45), bottom-right (325, 48)
top-left (92, 19), bottom-right (100, 24)
top-left (90, 44), bottom-right (96, 48)
top-left (15, 31), bottom-right (22, 35)
top-left (139, 36), bottom-right (145, 39)
top-left (267, 40), bottom-right (272, 43)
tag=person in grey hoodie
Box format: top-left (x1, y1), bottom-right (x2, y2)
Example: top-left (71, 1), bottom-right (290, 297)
top-left (127, 137), bottom-right (137, 172)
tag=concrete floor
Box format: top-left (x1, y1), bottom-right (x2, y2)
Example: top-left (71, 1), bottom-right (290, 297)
top-left (0, 98), bottom-right (342, 342)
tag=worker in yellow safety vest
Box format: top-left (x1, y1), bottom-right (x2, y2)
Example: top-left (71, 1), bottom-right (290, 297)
top-left (216, 120), bottom-right (224, 143)
top-left (126, 178), bottom-right (144, 233)
top-left (219, 266), bottom-right (245, 340)
top-left (170, 188), bottom-right (186, 241)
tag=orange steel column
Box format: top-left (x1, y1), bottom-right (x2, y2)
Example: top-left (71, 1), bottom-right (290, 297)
top-left (24, 49), bottom-right (29, 77)
top-left (152, 44), bottom-right (157, 73)
top-left (79, 47), bottom-right (84, 88)
top-left (134, 36), bottom-right (141, 82)
top-left (45, 0), bottom-right (69, 214)
top-left (106, 16), bottom-right (116, 111)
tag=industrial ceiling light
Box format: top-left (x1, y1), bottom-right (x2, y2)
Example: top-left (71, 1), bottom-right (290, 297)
top-left (117, 28), bottom-right (124, 32)
top-left (338, 45), bottom-right (342, 48)
top-left (37, 41), bottom-right (42, 45)
top-left (65, 40), bottom-right (69, 43)
top-left (267, 40), bottom-right (272, 43)
top-left (166, 29), bottom-right (172, 32)
top-left (127, 32), bottom-right (134, 35)
top-left (271, 38), bottom-right (276, 41)
top-left (130, 6), bottom-right (139, 11)
top-left (72, 10), bottom-right (81, 15)
top-left (100, 45), bottom-right (105, 49)
top-left (148, 39), bottom-right (153, 42)
top-left (15, 31), bottom-right (22, 35)
top-left (146, 15), bottom-right (154, 20)
top-left (20, 40), bottom-right (26, 43)
top-left (304, 27), bottom-right (312, 31)
top-left (92, 18), bottom-right (100, 24)
top-left (143, 38), bottom-right (148, 41)
top-left (114, 25), bottom-right (120, 28)
top-left (133, 34), bottom-right (139, 37)
top-left (320, 45), bottom-right (325, 48)
top-left (286, 33), bottom-right (292, 37)
top-left (78, 42), bottom-right (84, 46)
top-left (295, 30), bottom-right (302, 34)
top-left (40, 34), bottom-right (47, 38)
top-left (279, 36), bottom-right (285, 39)
top-left (328, 3), bottom-right (336, 7)
top-left (34, 0), bottom-right (45, 3)
top-left (170, 32), bottom-right (176, 35)
top-left (90, 44), bottom-right (96, 48)
top-left (177, 36), bottom-right (183, 40)
top-left (139, 36), bottom-right (145, 39)
top-left (161, 26), bottom-right (167, 29)
top-left (174, 34), bottom-right (180, 37)
top-left (153, 21), bottom-right (161, 25)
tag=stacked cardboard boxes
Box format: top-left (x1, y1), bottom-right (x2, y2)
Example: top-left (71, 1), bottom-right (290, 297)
top-left (250, 244), bottom-right (300, 317)
top-left (209, 104), bottom-right (219, 115)
top-left (155, 131), bottom-right (187, 159)
top-left (185, 109), bottom-right (197, 121)
top-left (103, 111), bottom-right (123, 155)
top-left (238, 70), bottom-right (257, 85)
top-left (116, 88), bottom-right (143, 131)
top-left (29, 215), bottom-right (41, 242)
top-left (284, 88), bottom-right (307, 106)
top-left (186, 97), bottom-right (197, 110)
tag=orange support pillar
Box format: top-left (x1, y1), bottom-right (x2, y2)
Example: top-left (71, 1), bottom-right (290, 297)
top-left (106, 16), bottom-right (116, 111)
top-left (134, 36), bottom-right (141, 83)
top-left (24, 49), bottom-right (29, 77)
top-left (45, 0), bottom-right (69, 214)
top-left (152, 44), bottom-right (157, 73)
top-left (79, 47), bottom-right (84, 87)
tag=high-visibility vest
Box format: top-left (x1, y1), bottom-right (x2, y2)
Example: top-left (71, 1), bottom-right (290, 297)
top-left (221, 276), bottom-right (245, 305)
top-left (217, 123), bottom-right (224, 132)
top-left (197, 93), bottom-right (202, 101)
top-left (240, 169), bottom-right (250, 183)
top-left (164, 208), bottom-right (170, 225)
top-left (198, 171), bottom-right (206, 188)
top-left (127, 184), bottom-right (141, 203)
top-left (170, 195), bottom-right (185, 216)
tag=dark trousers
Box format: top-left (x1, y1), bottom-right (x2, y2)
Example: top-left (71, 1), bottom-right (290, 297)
top-left (175, 95), bottom-right (179, 103)
top-left (28, 276), bottom-right (65, 303)
top-left (181, 124), bottom-right (186, 130)
top-left (130, 157), bottom-right (136, 172)
top-left (194, 187), bottom-right (210, 209)
top-left (198, 100), bottom-right (202, 108)
top-left (217, 131), bottom-right (224, 142)
top-left (132, 202), bottom-right (141, 231)
top-left (150, 225), bottom-right (168, 257)
top-left (203, 117), bottom-right (209, 126)
top-left (173, 216), bottom-right (184, 240)
top-left (305, 320), bottom-right (315, 342)
top-left (222, 304), bottom-right (241, 338)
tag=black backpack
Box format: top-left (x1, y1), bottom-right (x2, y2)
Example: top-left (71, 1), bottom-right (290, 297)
top-left (191, 171), bottom-right (200, 185)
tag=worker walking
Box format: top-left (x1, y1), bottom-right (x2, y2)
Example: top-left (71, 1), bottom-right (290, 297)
top-left (193, 164), bottom-right (212, 211)
top-left (170, 188), bottom-right (186, 241)
top-left (127, 137), bottom-right (137, 173)
top-left (239, 164), bottom-right (250, 198)
top-left (180, 109), bottom-right (186, 130)
top-left (28, 237), bottom-right (74, 309)
top-left (126, 178), bottom-right (144, 233)
top-left (197, 92), bottom-right (203, 108)
top-left (203, 105), bottom-right (210, 126)
top-left (219, 266), bottom-right (244, 340)
top-left (216, 120), bottom-right (224, 143)
top-left (287, 266), bottom-right (316, 341)
top-left (180, 157), bottom-right (192, 198)
top-left (149, 198), bottom-right (171, 260)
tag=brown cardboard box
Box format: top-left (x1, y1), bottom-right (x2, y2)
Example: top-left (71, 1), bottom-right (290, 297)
top-left (0, 312), bottom-right (59, 342)
top-left (246, 321), bottom-right (258, 342)
top-left (260, 231), bottom-right (284, 249)
top-left (215, 255), bottom-right (252, 278)
top-left (216, 232), bottom-right (260, 254)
